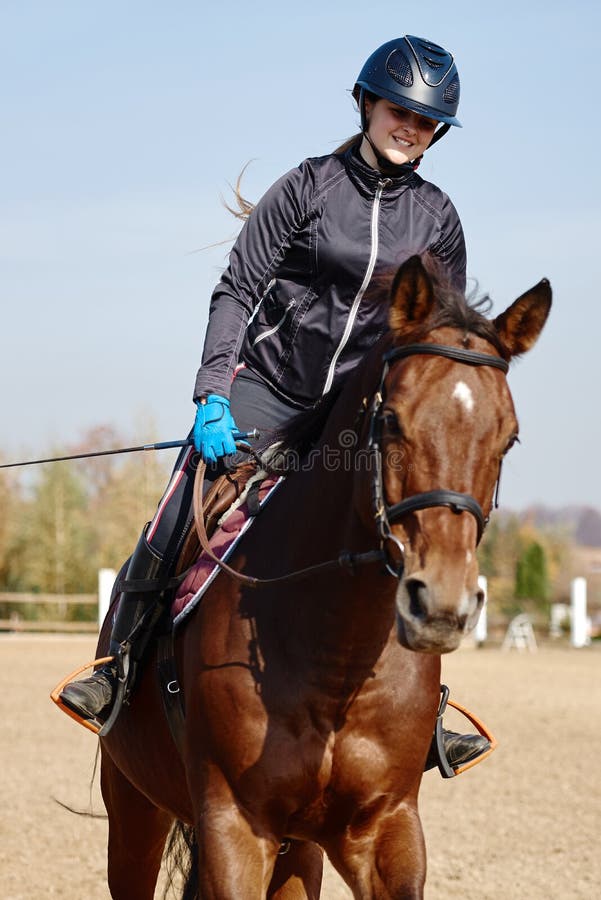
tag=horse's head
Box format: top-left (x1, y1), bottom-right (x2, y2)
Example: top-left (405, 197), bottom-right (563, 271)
top-left (370, 256), bottom-right (551, 653)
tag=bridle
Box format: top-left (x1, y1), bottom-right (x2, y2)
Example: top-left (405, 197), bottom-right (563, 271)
top-left (368, 342), bottom-right (509, 576)
top-left (190, 341), bottom-right (510, 587)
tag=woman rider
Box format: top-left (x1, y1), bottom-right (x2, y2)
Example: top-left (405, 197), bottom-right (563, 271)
top-left (60, 35), bottom-right (489, 769)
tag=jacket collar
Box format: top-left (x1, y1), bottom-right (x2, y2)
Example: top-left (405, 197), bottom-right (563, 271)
top-left (344, 144), bottom-right (418, 199)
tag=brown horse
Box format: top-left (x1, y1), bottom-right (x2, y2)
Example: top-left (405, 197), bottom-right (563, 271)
top-left (97, 256), bottom-right (550, 899)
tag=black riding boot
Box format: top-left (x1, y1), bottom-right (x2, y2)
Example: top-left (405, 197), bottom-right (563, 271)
top-left (425, 729), bottom-right (490, 772)
top-left (59, 532), bottom-right (167, 722)
top-left (442, 729), bottom-right (489, 767)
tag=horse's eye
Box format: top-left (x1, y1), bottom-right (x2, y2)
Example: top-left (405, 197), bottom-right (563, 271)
top-left (504, 434), bottom-right (520, 455)
top-left (382, 410), bottom-right (401, 436)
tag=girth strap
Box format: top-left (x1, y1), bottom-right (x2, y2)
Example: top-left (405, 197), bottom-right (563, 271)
top-left (386, 489), bottom-right (487, 543)
top-left (157, 633), bottom-right (186, 758)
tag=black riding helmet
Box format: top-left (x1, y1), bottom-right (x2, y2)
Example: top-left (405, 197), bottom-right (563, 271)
top-left (354, 35), bottom-right (461, 169)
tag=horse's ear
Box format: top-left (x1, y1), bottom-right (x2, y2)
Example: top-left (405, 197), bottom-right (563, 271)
top-left (494, 279), bottom-right (552, 357)
top-left (389, 255), bottom-right (436, 337)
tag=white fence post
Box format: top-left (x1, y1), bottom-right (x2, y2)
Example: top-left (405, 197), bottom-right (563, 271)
top-left (474, 575), bottom-right (488, 645)
top-left (98, 568), bottom-right (117, 630)
top-left (570, 577), bottom-right (589, 648)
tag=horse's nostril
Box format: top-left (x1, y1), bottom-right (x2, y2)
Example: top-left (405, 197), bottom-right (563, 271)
top-left (406, 578), bottom-right (428, 621)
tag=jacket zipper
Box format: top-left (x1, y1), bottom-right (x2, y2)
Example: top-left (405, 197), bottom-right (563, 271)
top-left (322, 179), bottom-right (389, 395)
top-left (251, 298), bottom-right (296, 346)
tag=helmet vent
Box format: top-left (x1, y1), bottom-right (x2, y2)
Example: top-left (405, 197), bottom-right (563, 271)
top-left (385, 49), bottom-right (414, 88)
top-left (442, 75), bottom-right (460, 105)
top-left (405, 35), bottom-right (454, 86)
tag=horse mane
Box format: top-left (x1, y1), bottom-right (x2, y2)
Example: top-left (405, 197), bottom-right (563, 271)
top-left (260, 254), bottom-right (507, 467)
top-left (409, 286), bottom-right (507, 355)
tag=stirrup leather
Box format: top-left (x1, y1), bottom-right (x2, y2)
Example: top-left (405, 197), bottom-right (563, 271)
top-left (433, 684), bottom-right (497, 778)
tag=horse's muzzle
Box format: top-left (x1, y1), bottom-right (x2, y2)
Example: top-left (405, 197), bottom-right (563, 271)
top-left (394, 576), bottom-right (484, 654)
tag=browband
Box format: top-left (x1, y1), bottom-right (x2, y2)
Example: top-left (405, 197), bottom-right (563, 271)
top-left (383, 343), bottom-right (509, 374)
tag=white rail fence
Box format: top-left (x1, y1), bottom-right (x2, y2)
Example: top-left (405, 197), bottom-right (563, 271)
top-left (0, 568), bottom-right (117, 633)
top-left (0, 573), bottom-right (593, 647)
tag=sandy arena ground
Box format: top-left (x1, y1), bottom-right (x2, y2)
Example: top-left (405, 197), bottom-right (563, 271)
top-left (1, 634), bottom-right (599, 899)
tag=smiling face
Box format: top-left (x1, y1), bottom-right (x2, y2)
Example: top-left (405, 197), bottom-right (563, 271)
top-left (361, 97), bottom-right (438, 168)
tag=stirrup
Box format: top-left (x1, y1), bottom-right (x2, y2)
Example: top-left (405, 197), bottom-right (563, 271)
top-left (51, 656), bottom-right (116, 735)
top-left (432, 684), bottom-right (497, 778)
top-left (50, 643), bottom-right (133, 737)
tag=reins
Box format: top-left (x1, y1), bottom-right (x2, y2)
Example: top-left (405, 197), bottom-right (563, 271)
top-left (191, 341), bottom-right (510, 588)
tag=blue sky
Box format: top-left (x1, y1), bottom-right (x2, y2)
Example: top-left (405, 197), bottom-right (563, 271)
top-left (2, 0), bottom-right (600, 509)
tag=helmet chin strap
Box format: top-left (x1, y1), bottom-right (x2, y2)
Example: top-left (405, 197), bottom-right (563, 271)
top-left (428, 122), bottom-right (451, 147)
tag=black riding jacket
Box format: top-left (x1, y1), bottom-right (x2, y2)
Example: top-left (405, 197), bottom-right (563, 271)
top-left (194, 145), bottom-right (466, 407)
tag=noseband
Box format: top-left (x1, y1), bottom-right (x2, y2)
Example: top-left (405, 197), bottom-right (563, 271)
top-left (369, 342), bottom-right (509, 576)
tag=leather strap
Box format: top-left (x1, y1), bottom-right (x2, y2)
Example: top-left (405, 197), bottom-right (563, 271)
top-left (387, 490), bottom-right (486, 543)
top-left (383, 343), bottom-right (509, 373)
top-left (157, 633), bottom-right (186, 758)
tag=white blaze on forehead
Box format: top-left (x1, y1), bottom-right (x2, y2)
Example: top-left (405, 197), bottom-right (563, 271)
top-left (452, 381), bottom-right (474, 413)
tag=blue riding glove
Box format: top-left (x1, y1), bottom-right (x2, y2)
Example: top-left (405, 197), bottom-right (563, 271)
top-left (193, 394), bottom-right (238, 464)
